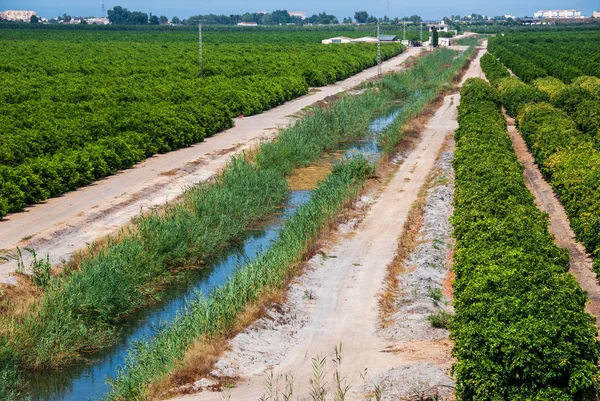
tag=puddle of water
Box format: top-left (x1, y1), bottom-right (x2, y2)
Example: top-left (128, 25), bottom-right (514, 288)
top-left (22, 104), bottom-right (404, 401)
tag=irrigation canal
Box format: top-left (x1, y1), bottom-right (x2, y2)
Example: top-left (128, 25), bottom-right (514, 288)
top-left (23, 107), bottom-right (402, 401)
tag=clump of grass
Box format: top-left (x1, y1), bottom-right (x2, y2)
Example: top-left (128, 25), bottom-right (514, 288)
top-left (427, 310), bottom-right (452, 329)
top-left (427, 288), bottom-right (443, 303)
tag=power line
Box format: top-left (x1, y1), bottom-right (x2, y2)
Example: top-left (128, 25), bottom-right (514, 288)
top-left (198, 22), bottom-right (203, 78)
top-left (377, 21), bottom-right (381, 76)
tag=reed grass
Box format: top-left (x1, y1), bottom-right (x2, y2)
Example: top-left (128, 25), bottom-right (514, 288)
top-left (376, 47), bottom-right (475, 152)
top-left (105, 156), bottom-right (374, 400)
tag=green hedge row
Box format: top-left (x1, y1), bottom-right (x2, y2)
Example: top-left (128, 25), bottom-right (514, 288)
top-left (487, 41), bottom-right (547, 84)
top-left (479, 53), bottom-right (510, 85)
top-left (517, 103), bottom-right (600, 276)
top-left (482, 50), bottom-right (600, 277)
top-left (451, 78), bottom-right (600, 400)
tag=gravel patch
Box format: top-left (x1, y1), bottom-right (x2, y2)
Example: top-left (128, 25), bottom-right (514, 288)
top-left (378, 150), bottom-right (455, 341)
top-left (368, 363), bottom-right (455, 400)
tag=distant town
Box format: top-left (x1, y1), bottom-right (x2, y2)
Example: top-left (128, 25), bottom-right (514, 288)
top-left (1, 7), bottom-right (599, 26)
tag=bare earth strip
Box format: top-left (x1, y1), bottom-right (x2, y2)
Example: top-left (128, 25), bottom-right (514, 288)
top-left (505, 115), bottom-right (600, 324)
top-left (0, 48), bottom-right (423, 284)
top-left (169, 48), bottom-right (487, 401)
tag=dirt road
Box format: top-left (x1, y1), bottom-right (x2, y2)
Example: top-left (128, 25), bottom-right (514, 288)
top-left (170, 49), bottom-right (487, 401)
top-left (506, 116), bottom-right (600, 323)
top-left (0, 48), bottom-right (421, 285)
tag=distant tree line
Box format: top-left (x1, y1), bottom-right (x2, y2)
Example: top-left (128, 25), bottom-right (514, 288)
top-left (186, 10), bottom-right (339, 25)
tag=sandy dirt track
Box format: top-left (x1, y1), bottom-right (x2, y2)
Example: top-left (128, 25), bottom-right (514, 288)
top-left (506, 116), bottom-right (600, 323)
top-left (0, 48), bottom-right (422, 284)
top-left (170, 48), bottom-right (488, 401)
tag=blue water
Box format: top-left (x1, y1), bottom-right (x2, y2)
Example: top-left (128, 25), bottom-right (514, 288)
top-left (23, 106), bottom-right (402, 401)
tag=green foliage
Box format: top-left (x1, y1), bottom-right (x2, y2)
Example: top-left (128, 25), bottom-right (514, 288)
top-left (427, 310), bottom-right (451, 329)
top-left (533, 76), bottom-right (566, 101)
top-left (551, 81), bottom-right (600, 137)
top-left (452, 78), bottom-right (600, 400)
top-left (517, 102), bottom-right (600, 272)
top-left (460, 76), bottom-right (500, 105)
top-left (0, 28), bottom-right (403, 217)
top-left (488, 31), bottom-right (600, 82)
top-left (431, 27), bottom-right (438, 47)
top-left (480, 53), bottom-right (510, 85)
top-left (105, 156), bottom-right (374, 401)
top-left (495, 76), bottom-right (548, 117)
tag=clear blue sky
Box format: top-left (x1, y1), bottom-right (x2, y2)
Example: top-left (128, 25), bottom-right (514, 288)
top-left (3, 0), bottom-right (598, 20)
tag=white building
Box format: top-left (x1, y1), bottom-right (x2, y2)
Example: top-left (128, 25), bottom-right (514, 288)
top-left (0, 10), bottom-right (36, 21)
top-left (237, 22), bottom-right (258, 26)
top-left (534, 9), bottom-right (583, 19)
top-left (504, 14), bottom-right (517, 19)
top-left (351, 36), bottom-right (378, 43)
top-left (289, 11), bottom-right (306, 19)
top-left (593, 11), bottom-right (600, 18)
top-left (85, 17), bottom-right (110, 24)
top-left (322, 36), bottom-right (353, 44)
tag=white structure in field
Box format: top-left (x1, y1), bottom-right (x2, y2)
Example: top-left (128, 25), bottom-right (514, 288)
top-left (351, 36), bottom-right (378, 43)
top-left (534, 9), bottom-right (583, 19)
top-left (504, 14), bottom-right (517, 19)
top-left (85, 17), bottom-right (110, 24)
top-left (289, 11), bottom-right (307, 19)
top-left (593, 11), bottom-right (600, 18)
top-left (237, 22), bottom-right (258, 26)
top-left (0, 10), bottom-right (36, 21)
top-left (322, 36), bottom-right (353, 44)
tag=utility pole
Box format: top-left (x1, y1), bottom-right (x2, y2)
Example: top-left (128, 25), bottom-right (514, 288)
top-left (377, 21), bottom-right (382, 76)
top-left (387, 0), bottom-right (390, 21)
top-left (101, 0), bottom-right (105, 18)
top-left (403, 18), bottom-right (406, 41)
top-left (198, 22), bottom-right (203, 78)
top-left (420, 20), bottom-right (423, 43)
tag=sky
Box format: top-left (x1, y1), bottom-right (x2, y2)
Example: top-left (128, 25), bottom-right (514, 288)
top-left (2, 0), bottom-right (598, 20)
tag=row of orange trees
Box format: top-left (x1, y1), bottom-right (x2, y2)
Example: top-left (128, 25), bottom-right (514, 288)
top-left (452, 77), bottom-right (599, 399)
top-left (482, 48), bottom-right (600, 278)
top-left (0, 28), bottom-right (403, 217)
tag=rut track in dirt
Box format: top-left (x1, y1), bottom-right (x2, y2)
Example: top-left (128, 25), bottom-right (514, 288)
top-left (167, 47), bottom-right (488, 401)
top-left (506, 115), bottom-right (600, 324)
top-left (0, 48), bottom-right (423, 285)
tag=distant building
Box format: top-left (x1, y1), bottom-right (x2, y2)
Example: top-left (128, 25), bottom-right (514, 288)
top-left (237, 22), bottom-right (258, 26)
top-left (85, 17), bottom-right (110, 25)
top-left (351, 36), bottom-right (378, 43)
top-left (504, 14), bottom-right (517, 19)
top-left (289, 11), bottom-right (306, 19)
top-left (378, 34), bottom-right (398, 42)
top-left (429, 20), bottom-right (448, 32)
top-left (534, 9), bottom-right (583, 19)
top-left (322, 36), bottom-right (353, 44)
top-left (0, 10), bottom-right (36, 21)
top-left (593, 11), bottom-right (600, 18)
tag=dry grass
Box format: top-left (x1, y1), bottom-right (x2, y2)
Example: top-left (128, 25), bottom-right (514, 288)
top-left (0, 276), bottom-right (41, 318)
top-left (150, 290), bottom-right (286, 399)
top-left (287, 155), bottom-right (339, 191)
top-left (159, 168), bottom-right (180, 177)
